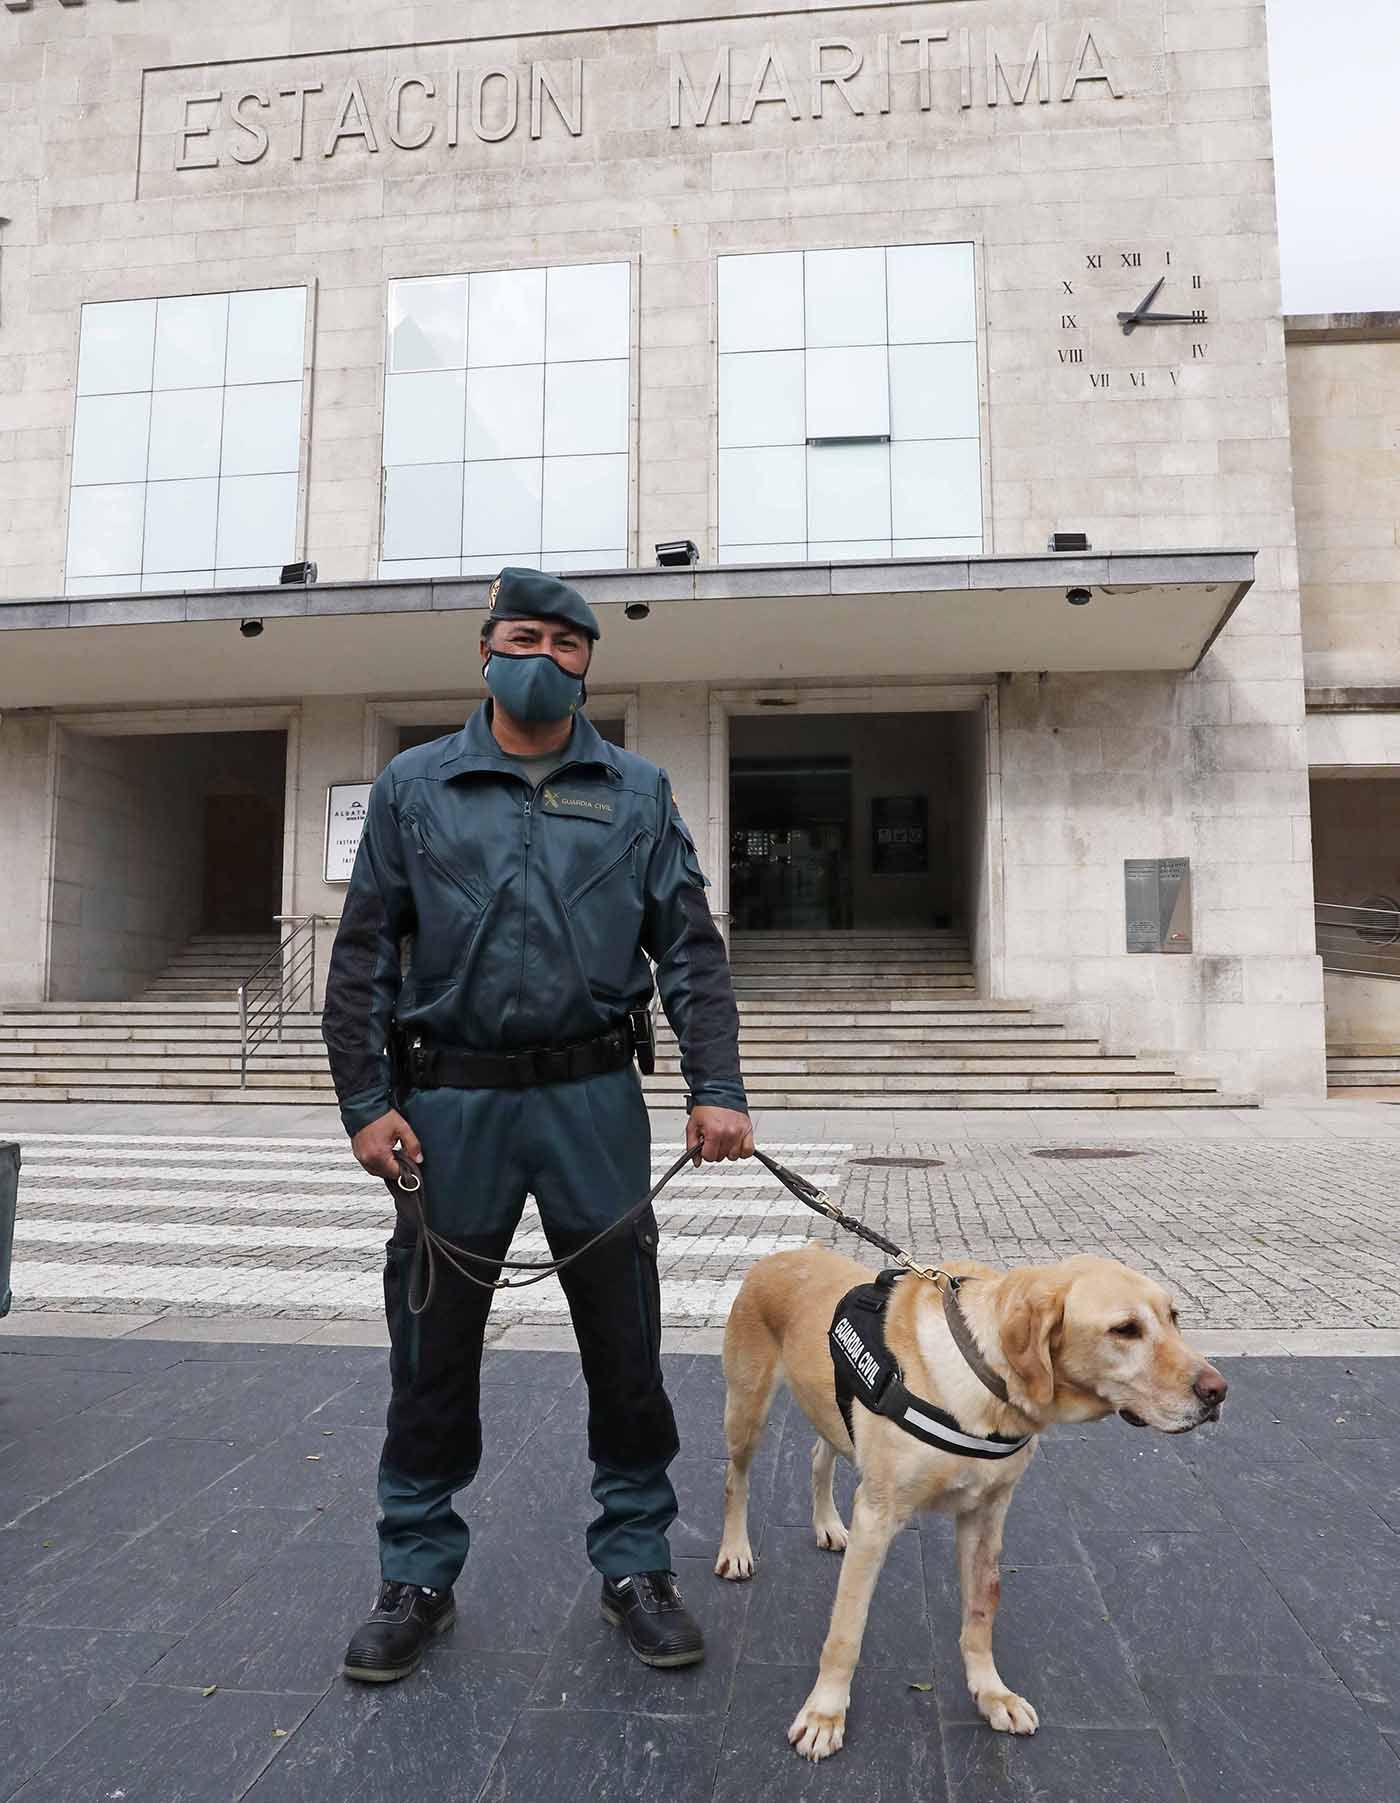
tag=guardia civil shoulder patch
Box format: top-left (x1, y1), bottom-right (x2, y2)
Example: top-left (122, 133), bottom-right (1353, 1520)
top-left (488, 576), bottom-right (501, 611)
top-left (541, 787), bottom-right (615, 822)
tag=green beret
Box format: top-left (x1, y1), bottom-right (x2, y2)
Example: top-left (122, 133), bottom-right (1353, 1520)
top-left (487, 566), bottom-right (601, 641)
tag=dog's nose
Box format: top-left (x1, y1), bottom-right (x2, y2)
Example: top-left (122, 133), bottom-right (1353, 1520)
top-left (1193, 1366), bottom-right (1228, 1405)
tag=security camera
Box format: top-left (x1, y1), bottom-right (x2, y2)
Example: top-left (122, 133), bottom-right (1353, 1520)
top-left (1065, 587), bottom-right (1092, 607)
top-left (624, 601), bottom-right (651, 621)
top-left (240, 618), bottom-right (264, 638)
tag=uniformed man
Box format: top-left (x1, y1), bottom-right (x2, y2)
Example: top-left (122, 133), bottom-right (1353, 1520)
top-left (322, 567), bottom-right (752, 1684)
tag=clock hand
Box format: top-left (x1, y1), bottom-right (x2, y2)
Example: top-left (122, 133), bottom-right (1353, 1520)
top-left (1119, 311), bottom-right (1206, 325)
top-left (1117, 277), bottom-right (1166, 335)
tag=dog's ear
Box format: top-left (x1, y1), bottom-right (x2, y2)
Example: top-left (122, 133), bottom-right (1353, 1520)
top-left (995, 1272), bottom-right (1064, 1410)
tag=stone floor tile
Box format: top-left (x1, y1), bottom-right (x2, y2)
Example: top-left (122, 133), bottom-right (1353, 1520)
top-left (243, 1653), bottom-right (537, 1803)
top-left (923, 1560), bottom-right (1153, 1730)
top-left (0, 1625), bottom-right (176, 1801)
top-left (7, 1433), bottom-right (256, 1539)
top-left (10, 1681), bottom-right (319, 1803)
top-left (744, 1522), bottom-right (931, 1673)
top-left (942, 1724), bottom-right (1187, 1803)
top-left (0, 1356), bottom-right (145, 1436)
top-left (0, 1527), bottom-right (133, 1626)
top-left (1037, 1432), bottom-right (1232, 1535)
top-left (1143, 1671), bottom-right (1400, 1803)
top-left (482, 1705), bottom-right (719, 1803)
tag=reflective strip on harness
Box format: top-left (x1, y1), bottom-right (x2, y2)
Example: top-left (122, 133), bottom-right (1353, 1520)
top-left (829, 1275), bottom-right (1033, 1462)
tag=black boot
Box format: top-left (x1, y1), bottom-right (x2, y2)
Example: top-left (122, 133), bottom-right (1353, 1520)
top-left (600, 1570), bottom-right (704, 1668)
top-left (342, 1579), bottom-right (456, 1683)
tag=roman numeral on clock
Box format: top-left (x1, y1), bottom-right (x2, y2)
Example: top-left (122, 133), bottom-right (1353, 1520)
top-left (1059, 347), bottom-right (1084, 364)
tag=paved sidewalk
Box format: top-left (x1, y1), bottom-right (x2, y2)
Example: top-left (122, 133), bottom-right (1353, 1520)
top-left (1, 1333), bottom-right (1398, 1803)
top-left (2, 1100), bottom-right (1398, 1334)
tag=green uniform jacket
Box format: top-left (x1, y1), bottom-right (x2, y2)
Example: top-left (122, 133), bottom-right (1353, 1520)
top-left (322, 705), bottom-right (747, 1135)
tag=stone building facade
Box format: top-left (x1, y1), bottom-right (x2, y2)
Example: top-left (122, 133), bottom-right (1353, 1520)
top-left (0, 0), bottom-right (1382, 1099)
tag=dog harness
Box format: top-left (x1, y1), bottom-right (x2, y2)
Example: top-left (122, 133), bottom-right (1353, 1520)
top-left (829, 1270), bottom-right (1034, 1460)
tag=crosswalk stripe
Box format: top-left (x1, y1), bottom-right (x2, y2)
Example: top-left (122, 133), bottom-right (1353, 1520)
top-left (18, 1187), bottom-right (838, 1219)
top-left (14, 1221), bottom-right (814, 1260)
top-left (10, 1260), bottom-right (744, 1319)
top-left (15, 1135), bottom-right (851, 1155)
top-left (15, 1163), bottom-right (842, 1193)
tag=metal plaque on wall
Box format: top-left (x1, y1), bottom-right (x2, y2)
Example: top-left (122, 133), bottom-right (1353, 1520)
top-left (1124, 858), bottom-right (1192, 953)
top-left (324, 782), bottom-right (372, 884)
top-left (871, 795), bottom-right (928, 876)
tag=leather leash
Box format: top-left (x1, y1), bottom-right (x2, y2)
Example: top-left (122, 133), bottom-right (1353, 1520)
top-left (388, 1143), bottom-right (962, 1318)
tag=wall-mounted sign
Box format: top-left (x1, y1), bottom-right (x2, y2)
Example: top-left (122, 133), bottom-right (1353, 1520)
top-left (1125, 857), bottom-right (1191, 953)
top-left (324, 782), bottom-right (372, 884)
top-left (872, 795), bottom-right (928, 876)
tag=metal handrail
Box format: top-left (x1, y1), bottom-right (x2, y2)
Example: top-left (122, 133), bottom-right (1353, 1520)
top-left (1315, 898), bottom-right (1400, 981)
top-left (238, 915), bottom-right (327, 1088)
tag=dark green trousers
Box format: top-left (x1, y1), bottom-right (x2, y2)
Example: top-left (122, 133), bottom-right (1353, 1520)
top-left (376, 1065), bottom-right (679, 1592)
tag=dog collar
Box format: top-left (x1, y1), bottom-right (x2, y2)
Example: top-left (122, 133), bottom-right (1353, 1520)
top-left (830, 1272), bottom-right (1033, 1461)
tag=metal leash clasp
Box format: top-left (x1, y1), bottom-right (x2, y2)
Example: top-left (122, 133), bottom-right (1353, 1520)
top-left (395, 1159), bottom-right (422, 1193)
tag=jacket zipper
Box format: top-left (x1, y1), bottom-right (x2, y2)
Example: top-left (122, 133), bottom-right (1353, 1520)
top-left (403, 813), bottom-right (488, 910)
top-left (564, 830), bottom-right (646, 912)
top-left (517, 791), bottom-right (532, 1011)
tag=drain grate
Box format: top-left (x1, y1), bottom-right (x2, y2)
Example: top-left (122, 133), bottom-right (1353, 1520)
top-left (1031, 1147), bottom-right (1141, 1161)
top-left (849, 1156), bottom-right (945, 1170)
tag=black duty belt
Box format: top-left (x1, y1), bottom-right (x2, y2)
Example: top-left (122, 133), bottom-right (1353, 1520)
top-left (399, 1018), bottom-right (641, 1091)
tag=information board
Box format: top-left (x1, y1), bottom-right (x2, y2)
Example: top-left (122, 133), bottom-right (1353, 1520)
top-left (1125, 857), bottom-right (1192, 953)
top-left (324, 782), bottom-right (372, 884)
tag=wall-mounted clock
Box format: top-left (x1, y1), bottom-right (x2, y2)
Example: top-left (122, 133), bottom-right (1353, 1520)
top-left (1055, 249), bottom-right (1211, 393)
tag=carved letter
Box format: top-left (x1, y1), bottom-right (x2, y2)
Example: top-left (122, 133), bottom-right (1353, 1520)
top-left (388, 75), bottom-right (435, 151)
top-left (473, 68), bottom-right (519, 144)
top-left (1061, 27), bottom-right (1123, 101)
top-left (530, 60), bottom-right (583, 139)
top-left (669, 48), bottom-right (731, 128)
top-left (959, 29), bottom-right (972, 108)
top-left (987, 24), bottom-right (1050, 106)
top-left (229, 90), bottom-right (271, 165)
top-left (278, 83), bottom-right (323, 161)
top-left (324, 77), bottom-right (381, 157)
top-left (875, 33), bottom-right (892, 115)
top-left (741, 45), bottom-right (800, 123)
top-left (175, 91), bottom-right (222, 172)
top-left (811, 38), bottom-right (863, 118)
top-left (448, 68), bottom-right (461, 147)
top-left (898, 32), bottom-right (949, 112)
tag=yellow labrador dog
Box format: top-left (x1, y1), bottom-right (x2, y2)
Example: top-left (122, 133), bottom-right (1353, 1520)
top-left (714, 1245), bottom-right (1227, 1761)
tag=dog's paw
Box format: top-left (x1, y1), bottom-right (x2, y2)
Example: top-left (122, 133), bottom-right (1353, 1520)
top-left (788, 1701), bottom-right (846, 1761)
top-left (814, 1521), bottom-right (849, 1554)
top-left (977, 1689), bottom-right (1039, 1735)
top-left (714, 1543), bottom-right (755, 1581)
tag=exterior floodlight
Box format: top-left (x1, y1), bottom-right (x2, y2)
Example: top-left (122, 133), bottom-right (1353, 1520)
top-left (280, 561), bottom-right (318, 585)
top-left (655, 540), bottom-right (699, 566)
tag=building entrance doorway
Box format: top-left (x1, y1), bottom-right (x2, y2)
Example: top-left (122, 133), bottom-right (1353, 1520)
top-left (729, 755), bottom-right (853, 930)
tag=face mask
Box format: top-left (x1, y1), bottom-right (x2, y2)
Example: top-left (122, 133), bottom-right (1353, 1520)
top-left (483, 649), bottom-right (586, 724)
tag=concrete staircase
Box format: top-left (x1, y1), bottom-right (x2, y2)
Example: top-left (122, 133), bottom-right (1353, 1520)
top-left (0, 927), bottom-right (1239, 1109)
top-left (1326, 1045), bottom-right (1400, 1095)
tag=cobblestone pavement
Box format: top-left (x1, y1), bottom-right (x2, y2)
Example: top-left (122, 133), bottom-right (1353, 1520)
top-left (6, 1128), bottom-right (1399, 1330)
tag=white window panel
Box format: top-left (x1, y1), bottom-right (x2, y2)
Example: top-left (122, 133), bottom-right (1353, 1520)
top-left (70, 393), bottom-right (151, 487)
top-left (379, 558), bottom-right (463, 579)
top-left (719, 445), bottom-right (806, 545)
top-left (890, 439), bottom-right (982, 540)
top-left (541, 453), bottom-right (627, 553)
top-left (384, 370), bottom-right (467, 468)
top-left (225, 288), bottom-right (306, 386)
top-left (211, 567), bottom-right (283, 588)
top-left (389, 276), bottom-right (468, 374)
top-left (153, 293), bottom-right (229, 390)
top-left (544, 550), bottom-right (627, 573)
top-left (545, 261), bottom-right (630, 362)
top-left (144, 477), bottom-right (219, 573)
top-left (804, 248), bottom-right (886, 349)
top-left (718, 543), bottom-right (807, 565)
top-left (382, 462), bottom-right (464, 562)
top-left (141, 571), bottom-right (213, 593)
top-left (463, 458), bottom-right (543, 556)
top-left (468, 268), bottom-right (546, 367)
top-left (544, 359), bottom-right (629, 457)
top-left (466, 365), bottom-right (545, 460)
top-left (805, 345), bottom-right (890, 440)
top-left (216, 471), bottom-right (299, 568)
top-left (77, 300), bottom-right (156, 397)
top-left (221, 381), bottom-right (303, 477)
top-left (889, 342), bottom-right (979, 441)
top-left (894, 537), bottom-right (983, 557)
top-left (462, 551), bottom-right (538, 576)
top-left (148, 389), bottom-right (223, 482)
top-left (807, 443), bottom-right (890, 543)
top-left (887, 243), bottom-right (976, 344)
top-left (66, 574), bottom-right (141, 597)
top-left (718, 351), bottom-right (804, 449)
top-left (718, 252), bottom-right (804, 354)
top-left (809, 540), bottom-right (893, 561)
top-left (65, 482), bottom-right (146, 578)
